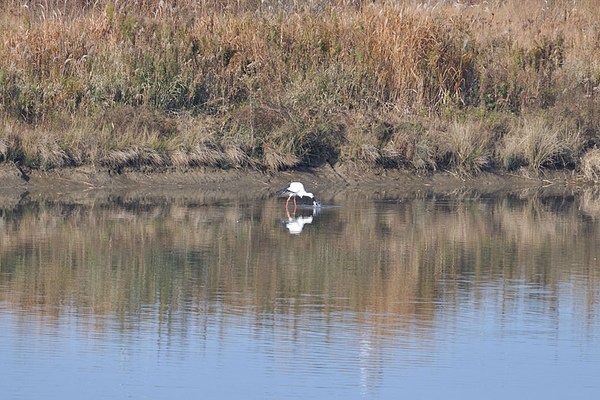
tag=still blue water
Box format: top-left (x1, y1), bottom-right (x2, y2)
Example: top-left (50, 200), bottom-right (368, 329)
top-left (1, 192), bottom-right (599, 399)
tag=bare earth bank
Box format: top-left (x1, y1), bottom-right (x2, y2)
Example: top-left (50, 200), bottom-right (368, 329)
top-left (0, 163), bottom-right (586, 208)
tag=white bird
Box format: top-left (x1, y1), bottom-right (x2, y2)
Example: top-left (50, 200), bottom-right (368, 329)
top-left (278, 181), bottom-right (319, 209)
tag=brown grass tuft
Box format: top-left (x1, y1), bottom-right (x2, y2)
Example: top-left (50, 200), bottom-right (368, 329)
top-left (503, 115), bottom-right (583, 171)
top-left (100, 147), bottom-right (168, 171)
top-left (262, 146), bottom-right (300, 171)
top-left (443, 120), bottom-right (494, 174)
top-left (179, 144), bottom-right (228, 168)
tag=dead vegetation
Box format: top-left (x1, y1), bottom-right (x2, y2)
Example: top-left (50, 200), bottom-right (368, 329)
top-left (1, 0), bottom-right (599, 178)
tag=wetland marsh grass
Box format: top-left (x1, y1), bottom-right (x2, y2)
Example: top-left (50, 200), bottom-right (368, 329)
top-left (1, 0), bottom-right (599, 178)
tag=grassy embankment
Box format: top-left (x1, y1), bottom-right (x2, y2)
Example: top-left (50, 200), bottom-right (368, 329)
top-left (1, 0), bottom-right (600, 178)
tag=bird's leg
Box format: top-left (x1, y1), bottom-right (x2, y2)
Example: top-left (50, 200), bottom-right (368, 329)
top-left (293, 196), bottom-right (297, 211)
top-left (286, 195), bottom-right (291, 208)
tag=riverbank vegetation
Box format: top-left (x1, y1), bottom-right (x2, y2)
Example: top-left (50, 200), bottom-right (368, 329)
top-left (1, 0), bottom-right (599, 178)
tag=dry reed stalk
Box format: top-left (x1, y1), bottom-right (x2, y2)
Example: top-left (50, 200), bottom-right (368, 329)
top-left (0, 0), bottom-right (598, 173)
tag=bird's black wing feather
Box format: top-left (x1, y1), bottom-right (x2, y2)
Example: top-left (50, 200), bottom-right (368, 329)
top-left (276, 185), bottom-right (291, 196)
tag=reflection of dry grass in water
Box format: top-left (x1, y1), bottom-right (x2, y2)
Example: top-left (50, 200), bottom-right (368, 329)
top-left (581, 149), bottom-right (600, 182)
top-left (0, 195), bottom-right (599, 335)
top-left (579, 187), bottom-right (600, 219)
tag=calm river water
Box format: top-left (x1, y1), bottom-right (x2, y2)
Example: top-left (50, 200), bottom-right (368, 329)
top-left (1, 188), bottom-right (599, 399)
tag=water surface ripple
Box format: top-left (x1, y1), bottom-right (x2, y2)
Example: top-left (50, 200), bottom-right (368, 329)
top-left (1, 192), bottom-right (599, 399)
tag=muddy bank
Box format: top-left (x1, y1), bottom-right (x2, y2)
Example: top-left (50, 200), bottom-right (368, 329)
top-left (0, 162), bottom-right (587, 208)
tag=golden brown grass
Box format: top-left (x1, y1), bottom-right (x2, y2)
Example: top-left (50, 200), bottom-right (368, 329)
top-left (444, 119), bottom-right (494, 173)
top-left (502, 114), bottom-right (583, 171)
top-left (0, 0), bottom-right (599, 175)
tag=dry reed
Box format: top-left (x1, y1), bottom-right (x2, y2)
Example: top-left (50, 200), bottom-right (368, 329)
top-left (0, 0), bottom-right (599, 175)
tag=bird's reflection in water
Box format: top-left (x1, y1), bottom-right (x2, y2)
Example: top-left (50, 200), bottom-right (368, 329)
top-left (282, 207), bottom-right (320, 235)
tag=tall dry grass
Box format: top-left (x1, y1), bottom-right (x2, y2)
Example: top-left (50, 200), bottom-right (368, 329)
top-left (502, 114), bottom-right (583, 171)
top-left (1, 0), bottom-right (599, 175)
